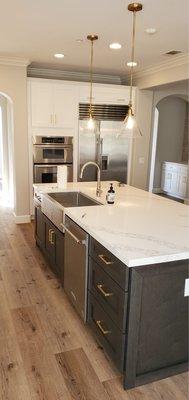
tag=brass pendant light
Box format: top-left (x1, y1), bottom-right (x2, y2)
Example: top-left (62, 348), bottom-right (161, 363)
top-left (87, 34), bottom-right (98, 130)
top-left (122, 3), bottom-right (143, 138)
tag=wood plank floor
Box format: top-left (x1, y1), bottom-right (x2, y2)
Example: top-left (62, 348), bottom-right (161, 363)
top-left (0, 205), bottom-right (188, 400)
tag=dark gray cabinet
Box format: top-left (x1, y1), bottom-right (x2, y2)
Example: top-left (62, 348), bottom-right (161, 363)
top-left (88, 237), bottom-right (188, 388)
top-left (88, 237), bottom-right (129, 371)
top-left (35, 205), bottom-right (46, 250)
top-left (124, 260), bottom-right (189, 389)
top-left (35, 207), bottom-right (64, 282)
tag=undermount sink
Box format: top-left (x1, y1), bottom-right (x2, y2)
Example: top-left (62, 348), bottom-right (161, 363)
top-left (47, 191), bottom-right (102, 207)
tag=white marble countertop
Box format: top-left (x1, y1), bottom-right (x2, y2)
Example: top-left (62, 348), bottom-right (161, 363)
top-left (34, 182), bottom-right (189, 268)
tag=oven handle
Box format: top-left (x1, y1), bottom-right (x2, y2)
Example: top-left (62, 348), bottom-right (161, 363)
top-left (33, 144), bottom-right (72, 149)
top-left (34, 164), bottom-right (72, 168)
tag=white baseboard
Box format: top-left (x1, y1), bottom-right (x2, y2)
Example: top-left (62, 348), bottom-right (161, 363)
top-left (152, 188), bottom-right (163, 194)
top-left (13, 212), bottom-right (31, 224)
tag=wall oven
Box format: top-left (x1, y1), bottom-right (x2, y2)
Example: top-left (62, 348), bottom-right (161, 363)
top-left (34, 164), bottom-right (73, 184)
top-left (33, 136), bottom-right (73, 184)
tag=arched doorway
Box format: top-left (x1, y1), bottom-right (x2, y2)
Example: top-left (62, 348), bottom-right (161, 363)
top-left (0, 92), bottom-right (14, 206)
top-left (149, 95), bottom-right (188, 201)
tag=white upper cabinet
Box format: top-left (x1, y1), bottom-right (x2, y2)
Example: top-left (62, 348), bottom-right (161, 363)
top-left (29, 80), bottom-right (78, 129)
top-left (53, 84), bottom-right (78, 128)
top-left (31, 82), bottom-right (54, 127)
top-left (28, 78), bottom-right (133, 131)
top-left (79, 84), bottom-right (132, 105)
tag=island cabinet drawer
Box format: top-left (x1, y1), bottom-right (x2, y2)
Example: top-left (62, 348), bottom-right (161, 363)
top-left (89, 258), bottom-right (128, 332)
top-left (88, 293), bottom-right (125, 371)
top-left (89, 238), bottom-right (129, 291)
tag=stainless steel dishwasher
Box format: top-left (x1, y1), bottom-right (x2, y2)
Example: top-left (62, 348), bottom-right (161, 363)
top-left (63, 215), bottom-right (89, 322)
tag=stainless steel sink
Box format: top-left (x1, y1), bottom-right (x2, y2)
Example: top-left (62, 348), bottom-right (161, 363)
top-left (47, 191), bottom-right (102, 207)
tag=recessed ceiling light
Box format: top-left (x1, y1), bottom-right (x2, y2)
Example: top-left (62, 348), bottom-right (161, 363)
top-left (76, 39), bottom-right (84, 43)
top-left (54, 53), bottom-right (65, 58)
top-left (127, 61), bottom-right (137, 67)
top-left (145, 28), bottom-right (157, 34)
top-left (109, 43), bottom-right (122, 50)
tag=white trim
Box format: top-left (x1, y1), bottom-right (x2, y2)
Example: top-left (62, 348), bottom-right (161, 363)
top-left (27, 67), bottom-right (122, 85)
top-left (13, 212), bottom-right (31, 224)
top-left (0, 56), bottom-right (30, 67)
top-left (152, 188), bottom-right (163, 194)
top-left (148, 107), bottom-right (159, 192)
top-left (132, 53), bottom-right (189, 80)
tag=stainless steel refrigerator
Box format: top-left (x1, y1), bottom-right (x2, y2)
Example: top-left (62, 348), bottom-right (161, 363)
top-left (78, 103), bottom-right (129, 183)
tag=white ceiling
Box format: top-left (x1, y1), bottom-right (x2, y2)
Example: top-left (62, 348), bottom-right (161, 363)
top-left (1, 0), bottom-right (188, 76)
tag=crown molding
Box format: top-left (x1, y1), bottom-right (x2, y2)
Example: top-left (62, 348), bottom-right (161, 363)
top-left (0, 56), bottom-right (30, 67)
top-left (132, 53), bottom-right (189, 80)
top-left (27, 66), bottom-right (122, 85)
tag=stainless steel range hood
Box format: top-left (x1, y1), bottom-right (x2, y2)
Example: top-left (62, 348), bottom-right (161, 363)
top-left (79, 103), bottom-right (129, 121)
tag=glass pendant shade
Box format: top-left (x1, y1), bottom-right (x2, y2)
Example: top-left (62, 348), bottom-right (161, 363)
top-left (121, 106), bottom-right (142, 138)
top-left (87, 113), bottom-right (95, 130)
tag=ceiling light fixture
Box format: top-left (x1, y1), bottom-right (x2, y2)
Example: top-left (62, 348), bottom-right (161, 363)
top-left (127, 61), bottom-right (137, 67)
top-left (86, 34), bottom-right (98, 130)
top-left (109, 42), bottom-right (122, 49)
top-left (122, 2), bottom-right (143, 138)
top-left (54, 53), bottom-right (65, 58)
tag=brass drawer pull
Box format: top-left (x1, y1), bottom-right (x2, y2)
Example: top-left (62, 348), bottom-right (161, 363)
top-left (50, 230), bottom-right (55, 245)
top-left (48, 229), bottom-right (52, 243)
top-left (98, 254), bottom-right (114, 265)
top-left (48, 229), bottom-right (55, 245)
top-left (96, 320), bottom-right (111, 335)
top-left (97, 284), bottom-right (113, 298)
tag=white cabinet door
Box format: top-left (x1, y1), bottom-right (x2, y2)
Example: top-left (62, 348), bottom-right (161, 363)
top-left (53, 85), bottom-right (78, 128)
top-left (31, 82), bottom-right (54, 127)
top-left (178, 174), bottom-right (187, 197)
top-left (79, 85), bottom-right (130, 105)
top-left (170, 172), bottom-right (179, 194)
top-left (164, 171), bottom-right (172, 192)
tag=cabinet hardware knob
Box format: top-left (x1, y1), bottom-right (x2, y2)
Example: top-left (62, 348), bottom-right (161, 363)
top-left (96, 320), bottom-right (111, 335)
top-left (97, 284), bottom-right (113, 297)
top-left (98, 254), bottom-right (114, 265)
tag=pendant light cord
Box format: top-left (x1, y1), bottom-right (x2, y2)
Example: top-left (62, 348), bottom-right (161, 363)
top-left (89, 39), bottom-right (94, 118)
top-left (129, 10), bottom-right (136, 107)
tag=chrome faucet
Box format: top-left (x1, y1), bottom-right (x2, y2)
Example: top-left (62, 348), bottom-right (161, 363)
top-left (80, 162), bottom-right (102, 197)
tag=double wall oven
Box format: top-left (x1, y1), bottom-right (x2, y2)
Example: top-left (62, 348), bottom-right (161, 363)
top-left (33, 136), bottom-right (73, 184)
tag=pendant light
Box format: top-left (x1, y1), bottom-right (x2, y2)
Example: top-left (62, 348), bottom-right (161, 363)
top-left (122, 3), bottom-right (143, 138)
top-left (86, 34), bottom-right (98, 130)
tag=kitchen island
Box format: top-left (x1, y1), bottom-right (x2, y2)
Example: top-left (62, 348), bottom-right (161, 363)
top-left (33, 181), bottom-right (189, 389)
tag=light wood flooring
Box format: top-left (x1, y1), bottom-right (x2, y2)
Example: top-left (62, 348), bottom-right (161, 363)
top-left (0, 205), bottom-right (188, 400)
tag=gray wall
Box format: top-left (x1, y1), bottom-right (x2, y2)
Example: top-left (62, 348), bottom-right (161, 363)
top-left (153, 96), bottom-right (188, 189)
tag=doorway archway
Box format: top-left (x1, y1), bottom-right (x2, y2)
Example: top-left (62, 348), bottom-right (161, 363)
top-left (0, 91), bottom-right (14, 206)
top-left (149, 94), bottom-right (188, 195)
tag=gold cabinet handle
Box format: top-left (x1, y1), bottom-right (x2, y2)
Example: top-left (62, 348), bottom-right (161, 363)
top-left (96, 320), bottom-right (111, 335)
top-left (48, 229), bottom-right (55, 244)
top-left (48, 229), bottom-right (52, 243)
top-left (54, 114), bottom-right (57, 124)
top-left (98, 254), bottom-right (114, 265)
top-left (50, 114), bottom-right (53, 124)
top-left (97, 284), bottom-right (113, 298)
top-left (50, 230), bottom-right (55, 245)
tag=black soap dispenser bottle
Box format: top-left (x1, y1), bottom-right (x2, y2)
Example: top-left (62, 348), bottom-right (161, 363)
top-left (106, 183), bottom-right (115, 204)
